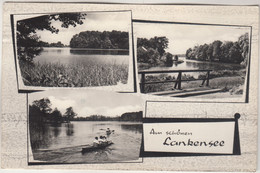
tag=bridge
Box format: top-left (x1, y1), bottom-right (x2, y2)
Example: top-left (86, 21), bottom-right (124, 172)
top-left (138, 69), bottom-right (224, 97)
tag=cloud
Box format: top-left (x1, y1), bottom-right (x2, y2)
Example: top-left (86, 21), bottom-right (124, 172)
top-left (48, 96), bottom-right (76, 114)
top-left (29, 90), bottom-right (143, 118)
top-left (134, 22), bottom-right (250, 54)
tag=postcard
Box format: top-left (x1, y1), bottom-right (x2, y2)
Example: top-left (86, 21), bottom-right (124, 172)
top-left (1, 2), bottom-right (258, 172)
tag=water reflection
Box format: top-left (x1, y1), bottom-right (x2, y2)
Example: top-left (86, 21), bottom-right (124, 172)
top-left (185, 60), bottom-right (243, 71)
top-left (34, 48), bottom-right (129, 66)
top-left (29, 122), bottom-right (54, 150)
top-left (65, 123), bottom-right (74, 136)
top-left (70, 49), bottom-right (129, 55)
top-left (53, 124), bottom-right (61, 137)
top-left (57, 49), bottom-right (62, 54)
top-left (121, 124), bottom-right (143, 134)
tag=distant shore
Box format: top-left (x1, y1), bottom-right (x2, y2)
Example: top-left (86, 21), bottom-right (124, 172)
top-left (41, 47), bottom-right (129, 51)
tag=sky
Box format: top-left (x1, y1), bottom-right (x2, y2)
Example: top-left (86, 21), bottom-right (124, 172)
top-left (134, 22), bottom-right (250, 54)
top-left (35, 11), bottom-right (131, 45)
top-left (29, 90), bottom-right (142, 117)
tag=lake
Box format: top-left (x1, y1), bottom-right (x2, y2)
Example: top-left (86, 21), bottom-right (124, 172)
top-left (30, 121), bottom-right (143, 163)
top-left (146, 57), bottom-right (245, 78)
top-left (34, 47), bottom-right (129, 65)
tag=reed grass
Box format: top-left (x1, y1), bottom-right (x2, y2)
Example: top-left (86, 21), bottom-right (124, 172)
top-left (19, 60), bottom-right (128, 87)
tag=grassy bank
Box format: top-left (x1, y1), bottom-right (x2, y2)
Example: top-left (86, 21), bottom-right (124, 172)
top-left (142, 69), bottom-right (246, 95)
top-left (138, 62), bottom-right (168, 70)
top-left (19, 61), bottom-right (128, 87)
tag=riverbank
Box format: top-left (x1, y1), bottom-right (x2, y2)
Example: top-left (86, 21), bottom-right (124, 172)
top-left (138, 62), bottom-right (165, 70)
top-left (143, 75), bottom-right (245, 96)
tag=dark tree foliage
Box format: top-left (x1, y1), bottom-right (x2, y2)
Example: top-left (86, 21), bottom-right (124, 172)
top-left (212, 40), bottom-right (223, 61)
top-left (166, 53), bottom-right (174, 64)
top-left (32, 98), bottom-right (52, 114)
top-left (137, 36), bottom-right (171, 66)
top-left (238, 33), bottom-right (249, 66)
top-left (137, 36), bottom-right (169, 56)
top-left (17, 13), bottom-right (86, 62)
top-left (30, 98), bottom-right (65, 124)
top-left (38, 41), bottom-right (66, 47)
top-left (185, 33), bottom-right (249, 65)
top-left (64, 107), bottom-right (77, 122)
top-left (185, 48), bottom-right (193, 59)
top-left (69, 30), bottom-right (129, 49)
top-left (137, 47), bottom-right (160, 64)
top-left (120, 111), bottom-right (142, 122)
top-left (51, 108), bottom-right (63, 123)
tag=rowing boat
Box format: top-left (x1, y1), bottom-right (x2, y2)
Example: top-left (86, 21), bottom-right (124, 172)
top-left (81, 141), bottom-right (113, 153)
top-left (173, 60), bottom-right (184, 64)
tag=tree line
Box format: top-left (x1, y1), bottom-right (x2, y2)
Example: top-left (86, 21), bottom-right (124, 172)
top-left (29, 98), bottom-right (77, 124)
top-left (71, 111), bottom-right (142, 122)
top-left (185, 33), bottom-right (249, 66)
top-left (37, 41), bottom-right (67, 47)
top-left (137, 36), bottom-right (175, 66)
top-left (69, 30), bottom-right (129, 49)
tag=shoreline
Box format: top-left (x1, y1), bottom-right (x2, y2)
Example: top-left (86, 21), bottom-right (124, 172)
top-left (41, 47), bottom-right (130, 51)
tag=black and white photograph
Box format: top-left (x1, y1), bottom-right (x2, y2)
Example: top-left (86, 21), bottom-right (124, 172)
top-left (134, 22), bottom-right (250, 101)
top-left (14, 11), bottom-right (134, 90)
top-left (28, 90), bottom-right (143, 163)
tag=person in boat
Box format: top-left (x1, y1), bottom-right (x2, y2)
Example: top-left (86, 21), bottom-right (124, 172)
top-left (93, 137), bottom-right (99, 147)
top-left (102, 136), bottom-right (109, 144)
top-left (98, 136), bottom-right (108, 146)
top-left (98, 136), bottom-right (103, 143)
top-left (102, 136), bottom-right (108, 142)
top-left (106, 128), bottom-right (112, 136)
top-left (174, 55), bottom-right (179, 61)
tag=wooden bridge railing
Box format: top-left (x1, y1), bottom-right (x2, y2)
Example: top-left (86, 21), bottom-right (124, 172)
top-left (138, 69), bottom-right (212, 93)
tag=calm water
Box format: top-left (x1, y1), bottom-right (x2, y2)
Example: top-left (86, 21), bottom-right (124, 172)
top-left (34, 47), bottom-right (129, 65)
top-left (30, 121), bottom-right (142, 163)
top-left (146, 57), bottom-right (244, 78)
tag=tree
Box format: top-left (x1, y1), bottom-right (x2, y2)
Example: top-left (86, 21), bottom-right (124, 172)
top-left (51, 108), bottom-right (63, 123)
top-left (238, 33), bottom-right (249, 66)
top-left (185, 48), bottom-right (192, 59)
top-left (185, 33), bottom-right (248, 64)
top-left (17, 13), bottom-right (87, 62)
top-left (137, 36), bottom-right (170, 66)
top-left (69, 30), bottom-right (129, 49)
top-left (64, 107), bottom-right (77, 122)
top-left (137, 38), bottom-right (151, 49)
top-left (199, 44), bottom-right (209, 61)
top-left (137, 47), bottom-right (160, 65)
top-left (32, 98), bottom-right (52, 114)
top-left (229, 42), bottom-right (243, 63)
top-left (212, 40), bottom-right (223, 61)
top-left (220, 41), bottom-right (234, 62)
top-left (165, 52), bottom-right (174, 66)
top-left (149, 36), bottom-right (169, 56)
top-left (206, 44), bottom-right (213, 61)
